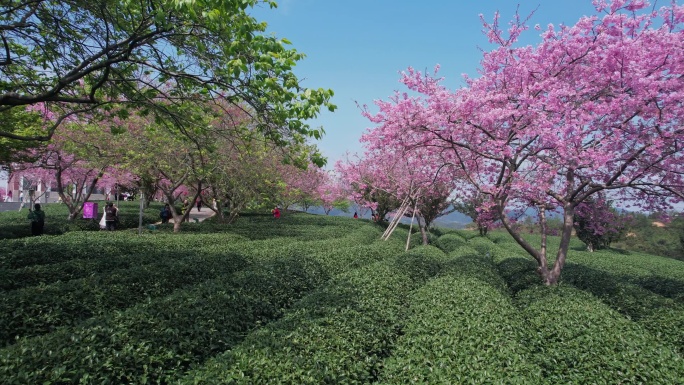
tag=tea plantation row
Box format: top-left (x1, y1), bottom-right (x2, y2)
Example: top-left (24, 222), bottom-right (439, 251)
top-left (1, 212), bottom-right (683, 383)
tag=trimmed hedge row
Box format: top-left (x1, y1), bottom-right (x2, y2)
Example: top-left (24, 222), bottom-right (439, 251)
top-left (0, 251), bottom-right (248, 347)
top-left (433, 233), bottom-right (466, 253)
top-left (180, 261), bottom-right (410, 384)
top-left (443, 250), bottom-right (509, 294)
top-left (393, 245), bottom-right (451, 283)
top-left (0, 232), bottom-right (248, 290)
top-left (0, 228), bottom-right (402, 349)
top-left (569, 249), bottom-right (684, 302)
top-left (495, 256), bottom-right (542, 293)
top-left (0, 255), bottom-right (330, 384)
top-left (0, 213), bottom-right (407, 383)
top-left (0, 231), bottom-right (245, 270)
top-left (516, 285), bottom-right (684, 384)
top-left (0, 202), bottom-right (164, 240)
top-left (207, 213), bottom-right (376, 241)
top-left (378, 278), bottom-right (535, 384)
top-left (177, 246), bottom-right (451, 384)
top-left (377, 253), bottom-right (537, 384)
top-left (562, 261), bottom-right (684, 356)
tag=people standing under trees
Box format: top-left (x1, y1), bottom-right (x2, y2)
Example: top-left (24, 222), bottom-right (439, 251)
top-left (353, 212), bottom-right (358, 219)
top-left (160, 203), bottom-right (171, 224)
top-left (196, 197), bottom-right (202, 212)
top-left (27, 203), bottom-right (45, 236)
top-left (181, 198), bottom-right (190, 222)
top-left (272, 206), bottom-right (281, 219)
top-left (104, 202), bottom-right (119, 231)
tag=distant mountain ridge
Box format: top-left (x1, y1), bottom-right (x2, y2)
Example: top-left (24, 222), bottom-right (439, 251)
top-left (296, 206), bottom-right (473, 229)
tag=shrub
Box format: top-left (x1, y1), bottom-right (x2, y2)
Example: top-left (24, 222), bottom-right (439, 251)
top-left (516, 285), bottom-right (684, 384)
top-left (180, 259), bottom-right (418, 384)
top-left (466, 236), bottom-right (496, 256)
top-left (378, 274), bottom-right (538, 384)
top-left (0, 255), bottom-right (329, 384)
top-left (442, 254), bottom-right (510, 294)
top-left (394, 245), bottom-right (449, 283)
top-left (434, 233), bottom-right (466, 253)
top-left (562, 260), bottom-right (684, 355)
top-left (0, 251), bottom-right (248, 346)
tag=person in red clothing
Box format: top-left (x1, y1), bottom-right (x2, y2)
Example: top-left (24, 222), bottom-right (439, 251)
top-left (272, 206), bottom-right (281, 219)
top-left (353, 212), bottom-right (358, 219)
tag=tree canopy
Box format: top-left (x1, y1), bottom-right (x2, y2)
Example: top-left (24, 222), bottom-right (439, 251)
top-left (361, 0), bottom-right (684, 284)
top-left (0, 0), bottom-right (334, 153)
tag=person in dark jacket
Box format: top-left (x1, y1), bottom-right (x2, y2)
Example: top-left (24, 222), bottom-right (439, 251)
top-left (105, 202), bottom-right (119, 231)
top-left (27, 203), bottom-right (46, 236)
top-left (160, 203), bottom-right (171, 223)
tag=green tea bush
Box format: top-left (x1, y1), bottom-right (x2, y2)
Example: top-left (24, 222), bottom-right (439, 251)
top-left (180, 259), bottom-right (414, 385)
top-left (0, 230), bottom-right (243, 270)
top-left (0, 251), bottom-right (248, 346)
top-left (454, 229), bottom-right (480, 240)
top-left (467, 236), bottom-right (497, 256)
top-left (488, 231), bottom-right (515, 244)
top-left (562, 261), bottom-right (684, 355)
top-left (394, 245), bottom-right (449, 283)
top-left (0, 232), bottom-right (249, 290)
top-left (307, 240), bottom-right (405, 276)
top-left (411, 230), bottom-right (438, 247)
top-left (496, 256), bottom-right (542, 293)
top-left (434, 233), bottom-right (466, 253)
top-left (0, 255), bottom-right (329, 384)
top-left (516, 285), bottom-right (684, 384)
top-left (180, 244), bottom-right (453, 385)
top-left (570, 249), bottom-right (684, 301)
top-left (446, 245), bottom-right (479, 258)
top-left (442, 253), bottom-right (510, 294)
top-left (377, 273), bottom-right (538, 384)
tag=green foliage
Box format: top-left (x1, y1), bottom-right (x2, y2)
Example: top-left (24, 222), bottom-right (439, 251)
top-left (434, 233), bottom-right (466, 253)
top-left (466, 236), bottom-right (496, 256)
top-left (0, 109), bottom-right (45, 162)
top-left (1, 0), bottom-right (335, 145)
top-left (613, 213), bottom-right (684, 261)
top-left (0, 248), bottom-right (248, 346)
top-left (378, 272), bottom-right (538, 383)
top-left (516, 285), bottom-right (684, 384)
top-left (180, 259), bottom-right (414, 384)
top-left (0, 201), bottom-right (163, 240)
top-left (394, 245), bottom-right (449, 283)
top-left (563, 250), bottom-right (684, 355)
top-left (0, 254), bottom-right (329, 384)
top-left (1, 211), bottom-right (683, 383)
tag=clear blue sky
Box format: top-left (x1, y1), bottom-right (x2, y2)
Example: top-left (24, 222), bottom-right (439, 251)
top-left (248, 0), bottom-right (604, 167)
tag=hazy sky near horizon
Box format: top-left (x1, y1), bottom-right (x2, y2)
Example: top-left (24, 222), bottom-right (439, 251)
top-left (248, 0), bottom-right (605, 167)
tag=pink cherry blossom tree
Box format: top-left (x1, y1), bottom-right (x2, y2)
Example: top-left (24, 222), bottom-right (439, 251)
top-left (573, 192), bottom-right (630, 252)
top-left (363, 0), bottom-right (684, 284)
top-left (316, 171), bottom-right (348, 215)
top-left (336, 140), bottom-right (461, 244)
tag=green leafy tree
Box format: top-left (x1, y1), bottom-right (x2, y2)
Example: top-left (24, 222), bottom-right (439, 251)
top-left (0, 0), bottom-right (335, 156)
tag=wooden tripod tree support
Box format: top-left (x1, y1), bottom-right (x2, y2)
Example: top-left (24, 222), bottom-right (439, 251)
top-left (381, 195), bottom-right (410, 241)
top-left (404, 199), bottom-right (418, 251)
top-left (381, 194), bottom-right (420, 252)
